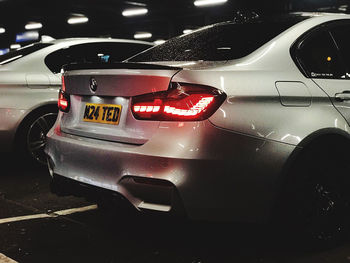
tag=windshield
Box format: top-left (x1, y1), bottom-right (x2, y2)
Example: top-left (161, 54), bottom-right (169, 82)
top-left (0, 43), bottom-right (52, 65)
top-left (129, 15), bottom-right (310, 62)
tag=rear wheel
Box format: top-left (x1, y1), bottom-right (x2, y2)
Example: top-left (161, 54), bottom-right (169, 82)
top-left (16, 108), bottom-right (58, 166)
top-left (277, 144), bottom-right (350, 247)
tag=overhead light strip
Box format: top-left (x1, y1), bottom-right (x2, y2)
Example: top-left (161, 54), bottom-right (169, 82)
top-left (67, 17), bottom-right (89, 25)
top-left (10, 44), bottom-right (21, 50)
top-left (194, 0), bottom-right (227, 7)
top-left (124, 1), bottom-right (147, 7)
top-left (183, 29), bottom-right (193, 34)
top-left (134, 32), bottom-right (152, 39)
top-left (122, 8), bottom-right (148, 17)
top-left (154, 39), bottom-right (165, 45)
top-left (25, 22), bottom-right (42, 30)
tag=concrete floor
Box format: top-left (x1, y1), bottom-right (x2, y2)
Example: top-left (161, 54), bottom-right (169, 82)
top-left (1, 153), bottom-right (350, 263)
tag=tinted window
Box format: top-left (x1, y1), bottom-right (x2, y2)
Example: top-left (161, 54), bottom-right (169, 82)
top-left (129, 17), bottom-right (308, 62)
top-left (296, 30), bottom-right (346, 79)
top-left (0, 43), bottom-right (52, 65)
top-left (45, 42), bottom-right (152, 73)
top-left (330, 24), bottom-right (350, 77)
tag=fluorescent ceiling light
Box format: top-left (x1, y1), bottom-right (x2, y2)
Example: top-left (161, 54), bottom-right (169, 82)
top-left (67, 16), bottom-right (89, 24)
top-left (0, 48), bottom-right (9, 55)
top-left (134, 32), bottom-right (152, 39)
top-left (16, 31), bottom-right (39, 42)
top-left (122, 8), bottom-right (148, 17)
top-left (338, 5), bottom-right (348, 11)
top-left (183, 29), bottom-right (193, 34)
top-left (10, 44), bottom-right (21, 49)
top-left (194, 0), bottom-right (227, 7)
top-left (0, 28), bottom-right (5, 34)
top-left (41, 35), bottom-right (55, 42)
top-left (124, 1), bottom-right (146, 7)
top-left (154, 39), bottom-right (165, 45)
top-left (25, 22), bottom-right (42, 30)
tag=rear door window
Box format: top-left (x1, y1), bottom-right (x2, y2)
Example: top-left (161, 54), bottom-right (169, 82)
top-left (330, 23), bottom-right (350, 77)
top-left (295, 30), bottom-right (346, 79)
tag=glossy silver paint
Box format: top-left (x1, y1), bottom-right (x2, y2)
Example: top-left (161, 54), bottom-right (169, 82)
top-left (46, 13), bottom-right (350, 222)
top-left (0, 38), bottom-right (153, 152)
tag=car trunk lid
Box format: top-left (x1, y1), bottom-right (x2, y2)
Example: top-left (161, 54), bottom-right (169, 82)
top-left (60, 63), bottom-right (181, 144)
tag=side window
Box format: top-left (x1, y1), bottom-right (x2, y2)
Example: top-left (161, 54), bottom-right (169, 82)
top-left (45, 42), bottom-right (152, 74)
top-left (296, 30), bottom-right (346, 79)
top-left (330, 24), bottom-right (350, 77)
top-left (44, 46), bottom-right (91, 74)
top-left (44, 48), bottom-right (71, 74)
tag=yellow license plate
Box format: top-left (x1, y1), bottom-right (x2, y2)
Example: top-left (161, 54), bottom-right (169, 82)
top-left (83, 103), bottom-right (122, 125)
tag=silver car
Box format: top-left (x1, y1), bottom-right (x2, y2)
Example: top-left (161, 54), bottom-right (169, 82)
top-left (0, 38), bottom-right (153, 165)
top-left (46, 13), bottom-right (350, 243)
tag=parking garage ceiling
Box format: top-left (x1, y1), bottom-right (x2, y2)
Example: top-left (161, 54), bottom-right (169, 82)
top-left (0, 0), bottom-right (348, 49)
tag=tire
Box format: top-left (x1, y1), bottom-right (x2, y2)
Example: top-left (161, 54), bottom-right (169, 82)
top-left (276, 143), bottom-right (350, 248)
top-left (16, 107), bottom-right (58, 167)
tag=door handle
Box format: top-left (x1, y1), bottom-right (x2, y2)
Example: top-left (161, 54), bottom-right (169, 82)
top-left (335, 91), bottom-right (350, 101)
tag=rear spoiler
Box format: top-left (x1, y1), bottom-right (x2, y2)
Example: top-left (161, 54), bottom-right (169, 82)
top-left (62, 62), bottom-right (181, 72)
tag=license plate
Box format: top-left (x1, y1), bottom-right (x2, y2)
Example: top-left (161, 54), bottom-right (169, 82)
top-left (83, 103), bottom-right (122, 125)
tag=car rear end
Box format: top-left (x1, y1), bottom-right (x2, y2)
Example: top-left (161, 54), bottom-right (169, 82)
top-left (45, 61), bottom-right (295, 222)
top-left (46, 63), bottom-right (227, 217)
top-left (45, 14), bottom-right (311, 222)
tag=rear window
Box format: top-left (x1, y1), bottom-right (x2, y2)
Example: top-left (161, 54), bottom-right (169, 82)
top-left (0, 43), bottom-right (52, 65)
top-left (45, 42), bottom-right (153, 74)
top-left (129, 16), bottom-right (309, 62)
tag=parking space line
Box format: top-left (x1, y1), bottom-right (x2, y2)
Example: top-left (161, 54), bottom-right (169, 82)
top-left (0, 213), bottom-right (50, 225)
top-left (52, 204), bottom-right (98, 216)
top-left (0, 253), bottom-right (18, 263)
top-left (0, 204), bottom-right (98, 225)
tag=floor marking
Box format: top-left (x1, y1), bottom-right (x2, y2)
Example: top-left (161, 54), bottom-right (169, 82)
top-left (0, 214), bottom-right (50, 225)
top-left (0, 253), bottom-right (18, 263)
top-left (0, 204), bottom-right (98, 225)
top-left (52, 204), bottom-right (98, 216)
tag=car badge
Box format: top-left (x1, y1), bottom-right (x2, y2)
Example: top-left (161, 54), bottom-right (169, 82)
top-left (89, 77), bottom-right (98, 92)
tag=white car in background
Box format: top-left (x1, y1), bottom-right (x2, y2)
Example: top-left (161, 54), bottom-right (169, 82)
top-left (0, 38), bottom-right (153, 165)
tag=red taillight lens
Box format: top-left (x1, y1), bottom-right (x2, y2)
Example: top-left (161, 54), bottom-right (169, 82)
top-left (61, 75), bottom-right (66, 92)
top-left (58, 90), bottom-right (70, 112)
top-left (131, 83), bottom-right (226, 121)
top-left (58, 76), bottom-right (70, 112)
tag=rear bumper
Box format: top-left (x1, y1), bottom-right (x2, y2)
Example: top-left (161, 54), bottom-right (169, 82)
top-left (50, 173), bottom-right (187, 216)
top-left (45, 120), bottom-right (296, 222)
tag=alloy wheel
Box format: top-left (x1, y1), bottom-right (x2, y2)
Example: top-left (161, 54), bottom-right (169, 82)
top-left (26, 112), bottom-right (58, 165)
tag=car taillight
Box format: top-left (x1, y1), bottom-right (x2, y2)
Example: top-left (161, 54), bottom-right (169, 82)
top-left (58, 76), bottom-right (70, 112)
top-left (61, 75), bottom-right (66, 92)
top-left (131, 83), bottom-right (226, 121)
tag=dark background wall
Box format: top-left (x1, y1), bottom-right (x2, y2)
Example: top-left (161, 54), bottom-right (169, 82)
top-left (0, 0), bottom-right (348, 49)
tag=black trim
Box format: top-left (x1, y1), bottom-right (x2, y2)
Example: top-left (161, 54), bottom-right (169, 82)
top-left (62, 62), bottom-right (181, 72)
top-left (50, 173), bottom-right (134, 208)
top-left (50, 173), bottom-right (187, 217)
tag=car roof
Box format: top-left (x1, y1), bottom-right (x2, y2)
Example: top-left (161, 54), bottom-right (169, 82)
top-left (290, 11), bottom-right (350, 17)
